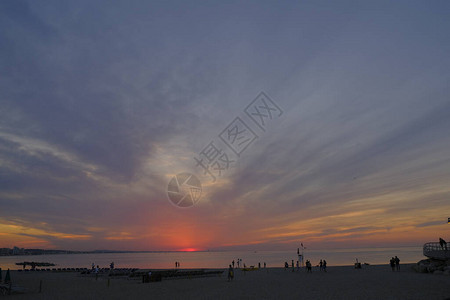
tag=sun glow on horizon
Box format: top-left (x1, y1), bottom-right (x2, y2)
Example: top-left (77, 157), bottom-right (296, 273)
top-left (179, 248), bottom-right (200, 252)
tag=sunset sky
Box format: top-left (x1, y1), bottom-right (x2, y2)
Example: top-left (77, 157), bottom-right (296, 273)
top-left (1, 1), bottom-right (449, 251)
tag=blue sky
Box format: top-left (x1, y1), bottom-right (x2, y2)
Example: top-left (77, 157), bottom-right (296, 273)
top-left (1, 0), bottom-right (449, 250)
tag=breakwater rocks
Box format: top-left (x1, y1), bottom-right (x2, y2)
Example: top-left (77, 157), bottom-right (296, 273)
top-left (413, 259), bottom-right (450, 275)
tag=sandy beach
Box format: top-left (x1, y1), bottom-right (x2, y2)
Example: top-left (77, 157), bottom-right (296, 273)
top-left (2, 264), bottom-right (449, 299)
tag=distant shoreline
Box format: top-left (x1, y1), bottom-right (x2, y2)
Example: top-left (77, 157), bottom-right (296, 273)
top-left (0, 249), bottom-right (216, 257)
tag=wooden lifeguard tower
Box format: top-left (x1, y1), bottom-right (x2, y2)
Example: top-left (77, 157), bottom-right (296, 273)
top-left (423, 218), bottom-right (450, 260)
top-left (423, 242), bottom-right (450, 260)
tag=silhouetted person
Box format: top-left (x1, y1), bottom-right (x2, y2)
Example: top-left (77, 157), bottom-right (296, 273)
top-left (394, 256), bottom-right (400, 271)
top-left (264, 262), bottom-right (266, 268)
top-left (306, 260), bottom-right (312, 273)
top-left (4, 269), bottom-right (11, 284)
top-left (228, 265), bottom-right (234, 282)
top-left (232, 260), bottom-right (235, 268)
top-left (258, 262), bottom-right (261, 269)
top-left (439, 238), bottom-right (447, 250)
top-left (323, 260), bottom-right (327, 272)
top-left (284, 261), bottom-right (288, 270)
top-left (390, 257), bottom-right (395, 271)
top-left (355, 258), bottom-right (361, 269)
top-left (319, 260), bottom-right (323, 271)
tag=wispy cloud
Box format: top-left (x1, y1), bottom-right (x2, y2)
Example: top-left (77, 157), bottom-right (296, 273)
top-left (0, 0), bottom-right (449, 250)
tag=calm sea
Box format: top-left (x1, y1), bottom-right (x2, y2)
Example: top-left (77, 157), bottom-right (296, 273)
top-left (0, 247), bottom-right (425, 270)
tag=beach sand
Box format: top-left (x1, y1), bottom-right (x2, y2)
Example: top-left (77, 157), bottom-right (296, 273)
top-left (4, 264), bottom-right (450, 299)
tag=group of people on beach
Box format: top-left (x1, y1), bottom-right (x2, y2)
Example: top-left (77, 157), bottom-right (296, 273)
top-left (231, 259), bottom-right (242, 268)
top-left (91, 263), bottom-right (99, 273)
top-left (89, 262), bottom-right (114, 273)
top-left (389, 256), bottom-right (400, 271)
top-left (305, 259), bottom-right (326, 272)
top-left (284, 260), bottom-right (300, 271)
top-left (283, 259), bottom-right (325, 273)
top-left (228, 259), bottom-right (270, 281)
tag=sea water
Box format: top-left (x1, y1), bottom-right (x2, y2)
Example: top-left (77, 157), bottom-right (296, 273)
top-left (0, 247), bottom-right (425, 270)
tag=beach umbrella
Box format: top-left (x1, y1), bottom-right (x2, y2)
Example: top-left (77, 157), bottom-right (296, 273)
top-left (5, 269), bottom-right (11, 284)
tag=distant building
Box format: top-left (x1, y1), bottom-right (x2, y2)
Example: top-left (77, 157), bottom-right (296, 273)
top-left (13, 246), bottom-right (25, 255)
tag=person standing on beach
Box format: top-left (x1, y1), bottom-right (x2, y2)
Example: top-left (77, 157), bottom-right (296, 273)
top-left (232, 260), bottom-right (235, 268)
top-left (323, 260), bottom-right (327, 272)
top-left (319, 260), bottom-right (323, 271)
top-left (394, 256), bottom-right (400, 271)
top-left (237, 259), bottom-right (240, 268)
top-left (228, 265), bottom-right (234, 282)
top-left (4, 269), bottom-right (11, 284)
top-left (390, 257), bottom-right (395, 271)
top-left (439, 238), bottom-right (447, 250)
top-left (264, 262), bottom-right (266, 268)
top-left (284, 261), bottom-right (288, 270)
